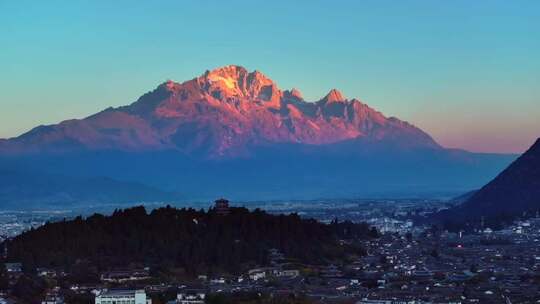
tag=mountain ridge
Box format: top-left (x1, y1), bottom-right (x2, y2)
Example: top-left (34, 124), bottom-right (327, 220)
top-left (0, 169), bottom-right (181, 209)
top-left (0, 65), bottom-right (439, 158)
top-left (0, 65), bottom-right (517, 203)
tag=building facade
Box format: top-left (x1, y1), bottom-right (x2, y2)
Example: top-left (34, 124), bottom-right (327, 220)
top-left (95, 289), bottom-right (151, 304)
top-left (173, 290), bottom-right (206, 304)
top-left (214, 198), bottom-right (230, 216)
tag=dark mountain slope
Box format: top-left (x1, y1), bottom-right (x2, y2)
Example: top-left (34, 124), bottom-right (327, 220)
top-left (435, 138), bottom-right (540, 229)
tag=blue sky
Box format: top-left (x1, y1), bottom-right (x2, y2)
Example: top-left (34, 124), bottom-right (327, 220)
top-left (1, 0), bottom-right (539, 153)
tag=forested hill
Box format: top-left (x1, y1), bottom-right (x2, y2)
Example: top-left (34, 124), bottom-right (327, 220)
top-left (3, 206), bottom-right (377, 275)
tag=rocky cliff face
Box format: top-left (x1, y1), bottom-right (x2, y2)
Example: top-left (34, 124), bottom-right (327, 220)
top-left (0, 65), bottom-right (438, 157)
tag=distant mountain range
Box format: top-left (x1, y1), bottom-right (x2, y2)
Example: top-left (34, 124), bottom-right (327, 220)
top-left (0, 65), bottom-right (516, 206)
top-left (435, 138), bottom-right (540, 229)
top-left (0, 169), bottom-right (181, 209)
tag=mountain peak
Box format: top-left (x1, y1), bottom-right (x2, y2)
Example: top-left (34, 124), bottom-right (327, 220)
top-left (524, 137), bottom-right (540, 155)
top-left (321, 89), bottom-right (345, 103)
top-left (1, 65), bottom-right (441, 156)
top-left (199, 65), bottom-right (280, 104)
top-left (534, 137), bottom-right (540, 148)
top-left (203, 65), bottom-right (248, 93)
top-left (160, 79), bottom-right (181, 91)
top-left (206, 65), bottom-right (248, 80)
top-left (284, 88), bottom-right (303, 100)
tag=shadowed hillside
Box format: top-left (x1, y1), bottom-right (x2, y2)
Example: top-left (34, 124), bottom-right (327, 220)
top-left (4, 205), bottom-right (376, 275)
top-left (434, 138), bottom-right (540, 230)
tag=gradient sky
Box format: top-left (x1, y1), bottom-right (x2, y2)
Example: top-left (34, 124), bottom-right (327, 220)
top-left (1, 1), bottom-right (539, 153)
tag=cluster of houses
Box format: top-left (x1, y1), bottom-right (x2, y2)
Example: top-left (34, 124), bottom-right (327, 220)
top-left (94, 289), bottom-right (207, 304)
top-left (4, 214), bottom-right (540, 303)
top-left (100, 269), bottom-right (151, 283)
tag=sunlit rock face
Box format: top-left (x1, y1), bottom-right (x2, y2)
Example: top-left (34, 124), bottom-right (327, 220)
top-left (0, 65), bottom-right (439, 157)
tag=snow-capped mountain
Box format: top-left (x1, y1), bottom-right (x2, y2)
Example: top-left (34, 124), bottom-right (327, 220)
top-left (0, 65), bottom-right (438, 157)
top-left (0, 65), bottom-right (516, 204)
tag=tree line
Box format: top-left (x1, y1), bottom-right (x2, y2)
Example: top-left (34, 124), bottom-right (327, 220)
top-left (4, 205), bottom-right (377, 276)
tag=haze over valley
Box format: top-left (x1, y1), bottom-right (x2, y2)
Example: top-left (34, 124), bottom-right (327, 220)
top-left (0, 66), bottom-right (517, 207)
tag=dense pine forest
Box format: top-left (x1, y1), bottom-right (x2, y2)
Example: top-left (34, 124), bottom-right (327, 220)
top-left (3, 205), bottom-right (377, 276)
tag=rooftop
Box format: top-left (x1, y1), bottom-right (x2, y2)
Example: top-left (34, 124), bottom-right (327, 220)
top-left (97, 289), bottom-right (145, 296)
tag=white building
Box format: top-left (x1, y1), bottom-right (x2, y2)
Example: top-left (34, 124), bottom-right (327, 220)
top-left (173, 290), bottom-right (206, 304)
top-left (273, 269), bottom-right (300, 278)
top-left (95, 289), bottom-right (151, 304)
top-left (41, 295), bottom-right (64, 304)
top-left (4, 262), bottom-right (22, 273)
top-left (248, 268), bottom-right (267, 281)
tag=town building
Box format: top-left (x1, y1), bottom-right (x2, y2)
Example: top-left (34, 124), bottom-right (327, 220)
top-left (4, 263), bottom-right (22, 273)
top-left (100, 269), bottom-right (150, 283)
top-left (248, 268), bottom-right (267, 281)
top-left (214, 198), bottom-right (230, 216)
top-left (169, 290), bottom-right (206, 304)
top-left (273, 269), bottom-right (300, 278)
top-left (41, 295), bottom-right (64, 304)
top-left (95, 289), bottom-right (151, 304)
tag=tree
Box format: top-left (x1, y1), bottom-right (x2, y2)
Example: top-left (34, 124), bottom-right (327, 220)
top-left (369, 227), bottom-right (379, 238)
top-left (5, 206), bottom-right (376, 278)
top-left (0, 264), bottom-right (8, 290)
top-left (405, 232), bottom-right (413, 242)
top-left (12, 275), bottom-right (47, 303)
